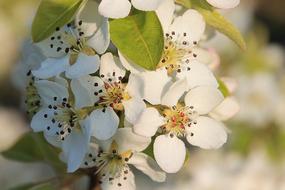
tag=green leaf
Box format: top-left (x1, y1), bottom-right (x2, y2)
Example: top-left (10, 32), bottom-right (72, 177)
top-left (1, 132), bottom-right (65, 172)
top-left (176, 0), bottom-right (246, 50)
top-left (143, 138), bottom-right (155, 160)
top-left (10, 182), bottom-right (55, 190)
top-left (218, 79), bottom-right (230, 97)
top-left (32, 0), bottom-right (84, 42)
top-left (110, 11), bottom-right (164, 70)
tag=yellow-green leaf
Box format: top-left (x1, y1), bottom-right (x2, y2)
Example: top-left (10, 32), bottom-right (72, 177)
top-left (32, 0), bottom-right (84, 42)
top-left (1, 133), bottom-right (65, 172)
top-left (110, 11), bottom-right (164, 70)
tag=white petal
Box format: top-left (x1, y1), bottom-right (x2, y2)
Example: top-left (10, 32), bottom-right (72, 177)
top-left (186, 116), bottom-right (227, 149)
top-left (156, 0), bottom-right (175, 32)
top-left (123, 98), bottom-right (146, 124)
top-left (133, 108), bottom-right (165, 137)
top-left (119, 51), bottom-right (146, 73)
top-left (100, 52), bottom-right (126, 82)
top-left (161, 79), bottom-right (187, 107)
top-left (44, 133), bottom-right (62, 148)
top-left (62, 125), bottom-right (91, 172)
top-left (100, 169), bottom-right (135, 190)
top-left (99, 0), bottom-right (131, 19)
top-left (185, 86), bottom-right (224, 115)
top-left (131, 0), bottom-right (163, 11)
top-left (80, 143), bottom-right (99, 168)
top-left (65, 54), bottom-right (100, 79)
top-left (140, 69), bottom-right (172, 105)
top-left (53, 75), bottom-right (69, 88)
top-left (177, 61), bottom-right (219, 90)
top-left (191, 48), bottom-right (220, 70)
top-left (71, 75), bottom-right (104, 108)
top-left (128, 152), bottom-right (166, 182)
top-left (87, 18), bottom-right (110, 54)
top-left (154, 134), bottom-right (186, 173)
top-left (125, 73), bottom-right (144, 98)
top-left (32, 57), bottom-right (69, 79)
top-left (31, 108), bottom-right (58, 135)
top-left (76, 0), bottom-right (104, 37)
top-left (36, 29), bottom-right (68, 58)
top-left (113, 128), bottom-right (151, 153)
top-left (35, 79), bottom-right (68, 106)
top-left (169, 9), bottom-right (205, 44)
top-left (206, 0), bottom-right (240, 9)
top-left (209, 96), bottom-right (240, 121)
top-left (90, 107), bottom-right (119, 140)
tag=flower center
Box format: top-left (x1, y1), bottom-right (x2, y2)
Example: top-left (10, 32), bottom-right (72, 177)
top-left (25, 72), bottom-right (41, 118)
top-left (157, 32), bottom-right (198, 75)
top-left (49, 21), bottom-right (96, 63)
top-left (99, 82), bottom-right (131, 110)
top-left (84, 142), bottom-right (133, 187)
top-left (161, 104), bottom-right (198, 137)
top-left (46, 98), bottom-right (86, 141)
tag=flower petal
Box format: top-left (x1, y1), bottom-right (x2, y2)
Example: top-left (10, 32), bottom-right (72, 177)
top-left (177, 61), bottom-right (219, 90)
top-left (35, 79), bottom-right (68, 106)
top-left (206, 0), bottom-right (240, 9)
top-left (140, 69), bottom-right (172, 105)
top-left (62, 123), bottom-right (91, 172)
top-left (154, 134), bottom-right (186, 173)
top-left (185, 86), bottom-right (224, 115)
top-left (123, 98), bottom-right (146, 125)
top-left (80, 143), bottom-right (99, 168)
top-left (99, 0), bottom-right (131, 19)
top-left (71, 75), bottom-right (104, 108)
top-left (131, 0), bottom-right (163, 11)
top-left (100, 168), bottom-right (135, 190)
top-left (90, 107), bottom-right (119, 140)
top-left (169, 9), bottom-right (205, 44)
top-left (161, 79), bottom-right (187, 107)
top-left (65, 54), bottom-right (100, 79)
top-left (186, 116), bottom-right (227, 149)
top-left (156, 0), bottom-right (175, 32)
top-left (100, 52), bottom-right (126, 82)
top-left (209, 96), bottom-right (240, 121)
top-left (133, 107), bottom-right (165, 137)
top-left (128, 152), bottom-right (166, 182)
top-left (119, 51), bottom-right (146, 73)
top-left (31, 108), bottom-right (58, 135)
top-left (113, 128), bottom-right (151, 153)
top-left (87, 18), bottom-right (110, 54)
top-left (125, 73), bottom-right (144, 98)
top-left (76, 0), bottom-right (104, 37)
top-left (44, 133), bottom-right (62, 148)
top-left (32, 57), bottom-right (69, 79)
top-left (36, 28), bottom-right (68, 58)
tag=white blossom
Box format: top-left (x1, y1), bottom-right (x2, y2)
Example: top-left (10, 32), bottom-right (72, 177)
top-left (133, 79), bottom-right (235, 173)
top-left (33, 1), bottom-right (109, 79)
top-left (99, 0), bottom-right (166, 19)
top-left (80, 128), bottom-right (166, 190)
top-left (31, 77), bottom-right (98, 172)
top-left (71, 53), bottom-right (145, 140)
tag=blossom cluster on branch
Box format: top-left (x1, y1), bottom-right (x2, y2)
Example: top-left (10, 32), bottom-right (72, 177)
top-left (16, 0), bottom-right (241, 189)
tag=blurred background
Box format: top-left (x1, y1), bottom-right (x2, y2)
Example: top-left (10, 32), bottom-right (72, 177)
top-left (0, 0), bottom-right (284, 189)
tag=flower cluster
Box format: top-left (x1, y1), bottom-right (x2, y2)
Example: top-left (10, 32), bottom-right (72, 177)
top-left (19, 0), bottom-right (240, 189)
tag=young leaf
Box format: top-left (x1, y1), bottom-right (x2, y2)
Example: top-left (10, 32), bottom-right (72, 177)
top-left (110, 11), bottom-right (164, 70)
top-left (32, 0), bottom-right (83, 42)
top-left (1, 132), bottom-right (65, 171)
top-left (10, 182), bottom-right (55, 190)
top-left (175, 0), bottom-right (246, 50)
top-left (218, 79), bottom-right (230, 97)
